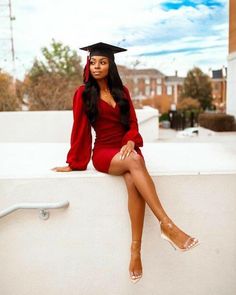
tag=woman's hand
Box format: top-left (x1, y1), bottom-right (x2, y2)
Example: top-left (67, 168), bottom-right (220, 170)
top-left (120, 140), bottom-right (136, 160)
top-left (51, 166), bottom-right (72, 172)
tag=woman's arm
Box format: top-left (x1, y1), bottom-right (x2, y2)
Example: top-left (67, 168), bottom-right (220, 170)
top-left (66, 86), bottom-right (92, 170)
top-left (52, 86), bottom-right (92, 172)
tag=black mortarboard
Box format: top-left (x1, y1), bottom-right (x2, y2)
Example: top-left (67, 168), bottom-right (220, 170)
top-left (80, 42), bottom-right (127, 61)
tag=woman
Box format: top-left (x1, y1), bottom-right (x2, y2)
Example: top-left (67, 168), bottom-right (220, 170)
top-left (52, 42), bottom-right (199, 284)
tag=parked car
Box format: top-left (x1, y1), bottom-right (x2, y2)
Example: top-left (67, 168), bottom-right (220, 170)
top-left (177, 127), bottom-right (199, 137)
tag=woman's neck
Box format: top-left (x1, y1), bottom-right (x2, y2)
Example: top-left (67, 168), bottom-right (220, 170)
top-left (97, 79), bottom-right (109, 91)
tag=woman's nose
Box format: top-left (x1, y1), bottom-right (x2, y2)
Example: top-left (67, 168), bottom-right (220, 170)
top-left (94, 62), bottom-right (100, 69)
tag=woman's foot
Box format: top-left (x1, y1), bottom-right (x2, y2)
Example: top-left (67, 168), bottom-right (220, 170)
top-left (129, 240), bottom-right (143, 283)
top-left (160, 217), bottom-right (199, 251)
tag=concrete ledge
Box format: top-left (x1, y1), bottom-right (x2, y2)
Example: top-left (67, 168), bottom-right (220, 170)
top-left (1, 142), bottom-right (236, 295)
top-left (0, 107), bottom-right (159, 143)
top-left (0, 142), bottom-right (236, 179)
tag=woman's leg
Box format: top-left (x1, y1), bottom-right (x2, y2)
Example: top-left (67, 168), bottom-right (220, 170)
top-left (108, 152), bottom-right (197, 249)
top-left (109, 153), bottom-right (168, 221)
top-left (123, 172), bottom-right (145, 277)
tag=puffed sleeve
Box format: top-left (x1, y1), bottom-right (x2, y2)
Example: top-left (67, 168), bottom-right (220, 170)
top-left (121, 86), bottom-right (143, 147)
top-left (66, 86), bottom-right (92, 170)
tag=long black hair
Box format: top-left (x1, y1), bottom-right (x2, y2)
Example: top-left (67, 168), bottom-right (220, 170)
top-left (82, 59), bottom-right (130, 130)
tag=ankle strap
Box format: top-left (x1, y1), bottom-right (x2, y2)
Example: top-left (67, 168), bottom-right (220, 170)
top-left (160, 217), bottom-right (173, 228)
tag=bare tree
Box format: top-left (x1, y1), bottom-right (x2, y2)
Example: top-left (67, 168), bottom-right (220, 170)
top-left (0, 71), bottom-right (20, 111)
top-left (24, 39), bottom-right (83, 110)
top-left (180, 67), bottom-right (213, 110)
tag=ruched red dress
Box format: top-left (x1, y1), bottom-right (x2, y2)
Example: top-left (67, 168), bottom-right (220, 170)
top-left (66, 85), bottom-right (143, 173)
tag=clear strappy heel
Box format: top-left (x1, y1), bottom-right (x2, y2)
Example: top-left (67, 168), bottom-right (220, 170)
top-left (129, 240), bottom-right (143, 283)
top-left (160, 218), bottom-right (200, 252)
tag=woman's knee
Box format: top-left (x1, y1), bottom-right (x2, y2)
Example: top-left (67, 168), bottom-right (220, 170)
top-left (128, 154), bottom-right (144, 170)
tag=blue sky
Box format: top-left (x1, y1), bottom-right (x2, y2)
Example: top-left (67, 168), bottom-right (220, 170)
top-left (0, 0), bottom-right (228, 80)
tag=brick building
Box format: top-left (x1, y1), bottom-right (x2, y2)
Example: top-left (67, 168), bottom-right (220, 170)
top-left (118, 64), bottom-right (228, 114)
top-left (210, 68), bottom-right (227, 112)
top-left (118, 65), bottom-right (184, 113)
top-left (226, 0), bottom-right (236, 117)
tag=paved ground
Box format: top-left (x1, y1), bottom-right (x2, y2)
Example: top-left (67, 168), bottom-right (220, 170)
top-left (157, 126), bottom-right (236, 143)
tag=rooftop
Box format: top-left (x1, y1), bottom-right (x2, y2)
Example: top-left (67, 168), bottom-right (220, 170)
top-left (118, 65), bottom-right (165, 77)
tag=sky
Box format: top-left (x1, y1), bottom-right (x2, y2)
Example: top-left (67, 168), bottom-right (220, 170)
top-left (0, 0), bottom-right (228, 80)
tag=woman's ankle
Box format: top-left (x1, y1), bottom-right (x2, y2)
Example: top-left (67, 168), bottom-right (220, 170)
top-left (160, 216), bottom-right (172, 224)
top-left (131, 240), bottom-right (141, 252)
top-left (131, 240), bottom-right (141, 246)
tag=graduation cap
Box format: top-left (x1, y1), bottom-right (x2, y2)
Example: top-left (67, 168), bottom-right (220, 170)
top-left (80, 42), bottom-right (127, 83)
top-left (80, 42), bottom-right (127, 61)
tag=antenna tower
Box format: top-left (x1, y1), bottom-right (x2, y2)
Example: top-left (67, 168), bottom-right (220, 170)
top-left (0, 0), bottom-right (16, 80)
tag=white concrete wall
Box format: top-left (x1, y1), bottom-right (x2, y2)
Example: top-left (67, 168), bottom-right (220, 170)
top-left (1, 174), bottom-right (236, 295)
top-left (226, 52), bottom-right (236, 118)
top-left (0, 142), bottom-right (236, 295)
top-left (0, 107), bottom-right (159, 143)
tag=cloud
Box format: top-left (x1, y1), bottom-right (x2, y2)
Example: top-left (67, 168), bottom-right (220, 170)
top-left (113, 0), bottom-right (228, 76)
top-left (0, 0), bottom-right (228, 79)
top-left (138, 44), bottom-right (225, 56)
top-left (115, 0), bottom-right (227, 47)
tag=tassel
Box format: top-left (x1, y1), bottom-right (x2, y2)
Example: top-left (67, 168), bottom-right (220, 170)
top-left (83, 51), bottom-right (90, 83)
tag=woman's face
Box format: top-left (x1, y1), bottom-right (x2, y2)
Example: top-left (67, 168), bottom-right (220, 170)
top-left (90, 56), bottom-right (109, 80)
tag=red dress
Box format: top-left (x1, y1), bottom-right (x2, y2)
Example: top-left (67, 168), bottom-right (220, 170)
top-left (66, 85), bottom-right (143, 173)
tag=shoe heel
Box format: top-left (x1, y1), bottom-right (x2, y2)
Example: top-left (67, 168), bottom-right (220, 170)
top-left (160, 219), bottom-right (200, 252)
top-left (130, 276), bottom-right (142, 284)
top-left (130, 278), bottom-right (141, 284)
top-left (161, 233), bottom-right (177, 250)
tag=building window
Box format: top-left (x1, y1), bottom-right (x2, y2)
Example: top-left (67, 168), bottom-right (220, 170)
top-left (145, 85), bottom-right (151, 96)
top-left (156, 85), bottom-right (162, 95)
top-left (156, 78), bottom-right (162, 84)
top-left (167, 85), bottom-right (172, 95)
top-left (133, 77), bottom-right (138, 84)
top-left (145, 78), bottom-right (150, 85)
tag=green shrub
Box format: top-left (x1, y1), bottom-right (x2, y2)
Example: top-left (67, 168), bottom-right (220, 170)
top-left (198, 113), bottom-right (235, 131)
top-left (159, 112), bottom-right (169, 122)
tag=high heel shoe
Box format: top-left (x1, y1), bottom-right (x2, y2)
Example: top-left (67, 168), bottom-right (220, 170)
top-left (130, 273), bottom-right (142, 284)
top-left (129, 240), bottom-right (143, 283)
top-left (160, 218), bottom-right (200, 252)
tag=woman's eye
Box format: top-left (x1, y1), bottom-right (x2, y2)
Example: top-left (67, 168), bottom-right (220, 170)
top-left (90, 60), bottom-right (107, 66)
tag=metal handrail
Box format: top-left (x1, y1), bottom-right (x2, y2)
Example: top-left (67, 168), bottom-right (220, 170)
top-left (0, 200), bottom-right (69, 220)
